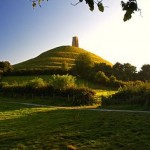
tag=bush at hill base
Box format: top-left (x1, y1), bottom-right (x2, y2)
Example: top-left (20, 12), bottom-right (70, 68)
top-left (0, 75), bottom-right (96, 106)
top-left (102, 82), bottom-right (150, 106)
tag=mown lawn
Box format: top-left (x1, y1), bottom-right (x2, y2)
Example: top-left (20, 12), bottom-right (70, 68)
top-left (0, 101), bottom-right (150, 150)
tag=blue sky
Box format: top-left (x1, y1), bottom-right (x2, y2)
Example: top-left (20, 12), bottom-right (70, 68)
top-left (0, 0), bottom-right (149, 70)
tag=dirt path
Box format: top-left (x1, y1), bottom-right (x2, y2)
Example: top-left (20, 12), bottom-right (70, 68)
top-left (1, 100), bottom-right (150, 113)
top-left (88, 108), bottom-right (150, 113)
top-left (0, 101), bottom-right (48, 107)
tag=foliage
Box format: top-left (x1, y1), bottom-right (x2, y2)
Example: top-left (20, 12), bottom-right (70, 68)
top-left (0, 75), bottom-right (96, 106)
top-left (26, 77), bottom-right (47, 88)
top-left (73, 53), bottom-right (94, 78)
top-left (95, 71), bottom-right (109, 84)
top-left (121, 0), bottom-right (140, 21)
top-left (93, 63), bottom-right (112, 77)
top-left (109, 75), bottom-right (116, 82)
top-left (0, 61), bottom-right (13, 76)
top-left (0, 82), bottom-right (9, 88)
top-left (113, 62), bottom-right (137, 81)
top-left (49, 74), bottom-right (76, 90)
top-left (138, 64), bottom-right (150, 81)
top-left (68, 87), bottom-right (96, 105)
top-left (102, 82), bottom-right (150, 106)
top-left (30, 0), bottom-right (140, 21)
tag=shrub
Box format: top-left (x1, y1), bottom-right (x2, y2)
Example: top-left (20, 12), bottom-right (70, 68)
top-left (0, 75), bottom-right (97, 106)
top-left (95, 71), bottom-right (109, 84)
top-left (0, 82), bottom-right (9, 88)
top-left (102, 82), bottom-right (150, 106)
top-left (109, 79), bottom-right (126, 88)
top-left (49, 74), bottom-right (76, 90)
top-left (61, 87), bottom-right (96, 106)
top-left (71, 87), bottom-right (96, 105)
top-left (109, 75), bottom-right (117, 82)
top-left (26, 78), bottom-right (46, 89)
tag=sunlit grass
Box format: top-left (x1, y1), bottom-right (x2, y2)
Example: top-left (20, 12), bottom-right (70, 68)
top-left (14, 46), bottom-right (112, 70)
top-left (95, 89), bottom-right (117, 97)
top-left (2, 75), bottom-right (51, 84)
top-left (0, 101), bottom-right (150, 150)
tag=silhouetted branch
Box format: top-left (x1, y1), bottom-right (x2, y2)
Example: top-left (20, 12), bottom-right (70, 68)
top-left (71, 1), bottom-right (81, 6)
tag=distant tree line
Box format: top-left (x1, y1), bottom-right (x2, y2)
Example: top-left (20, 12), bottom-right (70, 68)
top-left (72, 53), bottom-right (150, 83)
top-left (1, 57), bottom-right (150, 85)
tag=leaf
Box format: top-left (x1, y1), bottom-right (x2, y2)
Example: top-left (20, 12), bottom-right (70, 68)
top-left (32, 2), bottom-right (36, 8)
top-left (85, 0), bottom-right (94, 11)
top-left (98, 2), bottom-right (104, 12)
top-left (123, 12), bottom-right (132, 21)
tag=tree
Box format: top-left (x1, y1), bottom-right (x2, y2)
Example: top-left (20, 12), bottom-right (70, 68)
top-left (74, 53), bottom-right (94, 78)
top-left (123, 63), bottom-right (137, 81)
top-left (138, 64), bottom-right (150, 81)
top-left (113, 62), bottom-right (137, 81)
top-left (94, 71), bottom-right (109, 84)
top-left (93, 63), bottom-right (112, 77)
top-left (0, 61), bottom-right (13, 74)
top-left (113, 62), bottom-right (124, 80)
top-left (30, 0), bottom-right (140, 21)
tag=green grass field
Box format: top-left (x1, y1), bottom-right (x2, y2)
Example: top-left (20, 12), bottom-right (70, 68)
top-left (0, 99), bottom-right (150, 150)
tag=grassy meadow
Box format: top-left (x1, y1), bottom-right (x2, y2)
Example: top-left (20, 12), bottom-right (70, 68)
top-left (0, 99), bottom-right (150, 150)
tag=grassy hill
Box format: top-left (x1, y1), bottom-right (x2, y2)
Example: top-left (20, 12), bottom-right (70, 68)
top-left (13, 46), bottom-right (112, 70)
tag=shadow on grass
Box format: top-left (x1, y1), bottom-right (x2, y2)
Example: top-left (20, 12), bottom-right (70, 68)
top-left (0, 101), bottom-right (35, 112)
top-left (0, 96), bottom-right (73, 112)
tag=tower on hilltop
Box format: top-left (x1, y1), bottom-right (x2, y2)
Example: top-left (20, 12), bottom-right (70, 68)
top-left (72, 36), bottom-right (79, 47)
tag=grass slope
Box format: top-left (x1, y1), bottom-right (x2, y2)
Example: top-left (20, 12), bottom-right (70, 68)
top-left (13, 46), bottom-right (112, 70)
top-left (0, 101), bottom-right (150, 150)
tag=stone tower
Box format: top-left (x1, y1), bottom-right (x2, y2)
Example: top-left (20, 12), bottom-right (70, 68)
top-left (72, 36), bottom-right (79, 47)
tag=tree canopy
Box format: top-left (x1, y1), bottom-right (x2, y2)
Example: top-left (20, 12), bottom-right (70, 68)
top-left (0, 61), bottom-right (13, 73)
top-left (30, 0), bottom-right (140, 21)
top-left (74, 53), bottom-right (94, 78)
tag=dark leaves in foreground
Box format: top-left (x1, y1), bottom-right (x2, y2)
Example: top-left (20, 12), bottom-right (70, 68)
top-left (30, 0), bottom-right (141, 21)
top-left (121, 0), bottom-right (140, 21)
